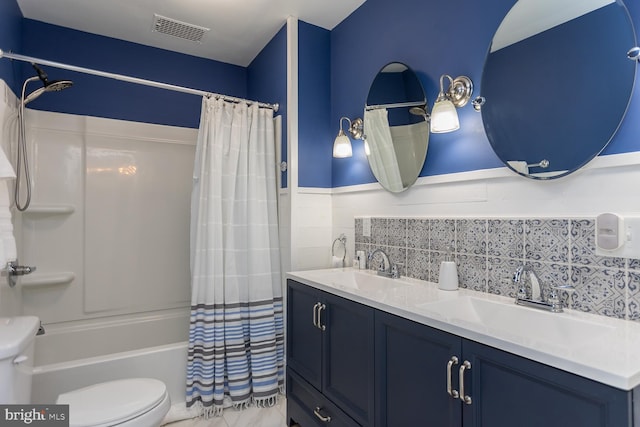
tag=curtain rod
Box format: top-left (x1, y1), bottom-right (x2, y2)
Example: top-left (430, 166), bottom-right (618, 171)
top-left (0, 49), bottom-right (279, 112)
top-left (365, 100), bottom-right (426, 111)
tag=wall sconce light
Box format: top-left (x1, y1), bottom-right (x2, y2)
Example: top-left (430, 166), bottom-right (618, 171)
top-left (430, 75), bottom-right (473, 133)
top-left (333, 116), bottom-right (364, 158)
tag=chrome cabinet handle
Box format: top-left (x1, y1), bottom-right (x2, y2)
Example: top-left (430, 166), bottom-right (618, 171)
top-left (312, 302), bottom-right (320, 328)
top-left (446, 356), bottom-right (459, 398)
top-left (314, 406), bottom-right (332, 423)
top-left (317, 304), bottom-right (326, 331)
top-left (459, 360), bottom-right (472, 405)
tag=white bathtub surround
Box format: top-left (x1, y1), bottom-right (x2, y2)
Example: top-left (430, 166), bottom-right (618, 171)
top-left (0, 184), bottom-right (17, 267)
top-left (0, 80), bottom-right (20, 316)
top-left (0, 80), bottom-right (194, 410)
top-left (0, 91), bottom-right (16, 271)
top-left (0, 144), bottom-right (14, 180)
top-left (0, 82), bottom-right (18, 316)
top-left (188, 99), bottom-right (284, 416)
top-left (0, 106), bottom-right (192, 415)
top-left (13, 108), bottom-right (195, 402)
top-left (13, 108), bottom-right (195, 325)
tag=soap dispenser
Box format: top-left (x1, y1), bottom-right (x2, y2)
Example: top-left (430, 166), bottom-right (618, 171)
top-left (438, 246), bottom-right (459, 291)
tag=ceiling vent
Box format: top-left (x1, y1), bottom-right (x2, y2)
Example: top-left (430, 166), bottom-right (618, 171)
top-left (152, 14), bottom-right (209, 43)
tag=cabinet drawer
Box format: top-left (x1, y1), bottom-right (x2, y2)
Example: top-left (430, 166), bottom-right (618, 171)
top-left (287, 369), bottom-right (361, 427)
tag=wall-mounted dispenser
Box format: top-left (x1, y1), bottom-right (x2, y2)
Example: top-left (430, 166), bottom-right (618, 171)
top-left (595, 213), bottom-right (640, 258)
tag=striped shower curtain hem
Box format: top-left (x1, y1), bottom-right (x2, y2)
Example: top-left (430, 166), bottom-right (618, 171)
top-left (186, 297), bottom-right (284, 416)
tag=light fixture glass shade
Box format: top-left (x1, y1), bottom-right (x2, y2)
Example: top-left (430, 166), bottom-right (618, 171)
top-left (430, 98), bottom-right (460, 133)
top-left (332, 131), bottom-right (353, 158)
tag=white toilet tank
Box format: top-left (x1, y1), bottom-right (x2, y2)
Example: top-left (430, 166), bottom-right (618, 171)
top-left (0, 316), bottom-right (40, 403)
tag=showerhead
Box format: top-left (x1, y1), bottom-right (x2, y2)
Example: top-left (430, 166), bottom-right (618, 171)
top-left (45, 80), bottom-right (74, 91)
top-left (22, 63), bottom-right (73, 104)
top-left (15, 64), bottom-right (73, 212)
top-left (24, 80), bottom-right (74, 104)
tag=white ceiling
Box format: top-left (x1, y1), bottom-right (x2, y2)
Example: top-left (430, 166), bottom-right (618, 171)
top-left (16, 0), bottom-right (365, 67)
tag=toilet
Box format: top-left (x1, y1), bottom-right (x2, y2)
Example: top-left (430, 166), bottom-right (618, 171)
top-left (0, 316), bottom-right (171, 427)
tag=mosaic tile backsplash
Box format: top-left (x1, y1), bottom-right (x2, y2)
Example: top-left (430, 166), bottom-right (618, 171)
top-left (354, 217), bottom-right (640, 321)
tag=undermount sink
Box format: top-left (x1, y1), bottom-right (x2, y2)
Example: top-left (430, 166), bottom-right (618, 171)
top-left (304, 269), bottom-right (411, 293)
top-left (417, 296), bottom-right (614, 348)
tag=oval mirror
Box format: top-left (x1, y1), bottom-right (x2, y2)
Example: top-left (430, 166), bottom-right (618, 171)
top-left (481, 0), bottom-right (636, 179)
top-left (364, 62), bottom-right (429, 192)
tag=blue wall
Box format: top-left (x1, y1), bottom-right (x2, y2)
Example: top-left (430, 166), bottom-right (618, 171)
top-left (330, 0), bottom-right (640, 188)
top-left (298, 21), bottom-right (332, 188)
top-left (0, 0), bottom-right (23, 94)
top-left (5, 1), bottom-right (639, 189)
top-left (19, 19), bottom-right (247, 129)
top-left (249, 24), bottom-right (288, 187)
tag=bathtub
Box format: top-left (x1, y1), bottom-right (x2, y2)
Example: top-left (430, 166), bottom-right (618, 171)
top-left (31, 309), bottom-right (190, 404)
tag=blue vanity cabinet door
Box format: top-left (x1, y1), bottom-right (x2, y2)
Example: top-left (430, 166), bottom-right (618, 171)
top-left (461, 339), bottom-right (633, 427)
top-left (287, 279), bottom-right (323, 390)
top-left (374, 310), bottom-right (462, 427)
top-left (286, 280), bottom-right (375, 426)
top-left (322, 291), bottom-right (375, 427)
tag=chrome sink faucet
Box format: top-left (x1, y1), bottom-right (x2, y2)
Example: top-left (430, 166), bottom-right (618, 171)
top-left (368, 248), bottom-right (401, 279)
top-left (513, 264), bottom-right (574, 313)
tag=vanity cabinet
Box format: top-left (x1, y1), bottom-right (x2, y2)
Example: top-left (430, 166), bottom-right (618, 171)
top-left (375, 310), bottom-right (633, 427)
top-left (286, 280), bottom-right (375, 427)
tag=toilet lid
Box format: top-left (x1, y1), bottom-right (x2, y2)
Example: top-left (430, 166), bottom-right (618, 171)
top-left (56, 378), bottom-right (167, 427)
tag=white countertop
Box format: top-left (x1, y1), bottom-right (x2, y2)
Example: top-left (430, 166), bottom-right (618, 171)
top-left (287, 267), bottom-right (640, 391)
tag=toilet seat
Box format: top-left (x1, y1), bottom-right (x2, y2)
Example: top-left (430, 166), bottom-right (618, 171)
top-left (56, 378), bottom-right (169, 427)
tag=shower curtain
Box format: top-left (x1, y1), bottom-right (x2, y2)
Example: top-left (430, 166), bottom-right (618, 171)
top-left (364, 109), bottom-right (404, 192)
top-left (186, 97), bottom-right (284, 417)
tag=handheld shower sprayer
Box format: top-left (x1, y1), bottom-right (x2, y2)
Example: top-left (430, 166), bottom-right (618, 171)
top-left (15, 64), bottom-right (73, 211)
top-left (23, 63), bottom-right (74, 105)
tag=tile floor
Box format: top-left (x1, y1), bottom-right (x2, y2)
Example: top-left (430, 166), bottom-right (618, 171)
top-left (166, 399), bottom-right (287, 427)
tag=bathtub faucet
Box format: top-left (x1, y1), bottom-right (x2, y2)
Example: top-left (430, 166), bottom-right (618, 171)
top-left (6, 260), bottom-right (37, 288)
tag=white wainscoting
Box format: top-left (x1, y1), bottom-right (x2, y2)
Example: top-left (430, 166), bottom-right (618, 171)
top-left (329, 155), bottom-right (640, 264)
